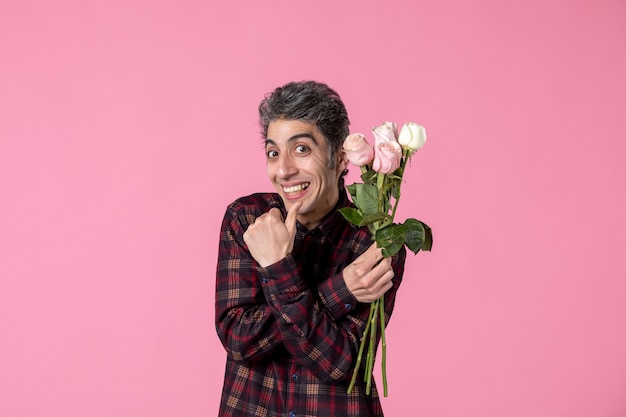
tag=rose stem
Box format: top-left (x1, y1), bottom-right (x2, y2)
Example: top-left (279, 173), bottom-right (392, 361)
top-left (347, 302), bottom-right (374, 394)
top-left (366, 298), bottom-right (379, 394)
top-left (379, 296), bottom-right (388, 397)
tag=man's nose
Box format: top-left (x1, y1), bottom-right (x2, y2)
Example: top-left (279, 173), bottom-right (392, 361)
top-left (277, 155), bottom-right (297, 178)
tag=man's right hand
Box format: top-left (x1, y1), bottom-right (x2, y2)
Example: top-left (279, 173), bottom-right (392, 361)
top-left (243, 202), bottom-right (302, 268)
top-left (343, 244), bottom-right (395, 303)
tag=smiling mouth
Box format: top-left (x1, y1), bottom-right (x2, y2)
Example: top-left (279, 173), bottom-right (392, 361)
top-left (283, 182), bottom-right (310, 195)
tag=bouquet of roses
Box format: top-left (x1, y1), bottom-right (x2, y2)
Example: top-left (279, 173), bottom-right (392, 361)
top-left (341, 121), bottom-right (433, 396)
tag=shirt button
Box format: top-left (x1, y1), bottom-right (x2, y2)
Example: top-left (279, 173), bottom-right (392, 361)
top-left (291, 373), bottom-right (299, 381)
top-left (288, 411), bottom-right (296, 417)
top-left (261, 278), bottom-right (268, 284)
top-left (344, 303), bottom-right (352, 310)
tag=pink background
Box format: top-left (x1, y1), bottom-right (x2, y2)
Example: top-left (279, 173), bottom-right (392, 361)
top-left (2, 1), bottom-right (625, 416)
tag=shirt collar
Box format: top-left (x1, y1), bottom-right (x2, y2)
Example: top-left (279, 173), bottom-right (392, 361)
top-left (299, 187), bottom-right (356, 243)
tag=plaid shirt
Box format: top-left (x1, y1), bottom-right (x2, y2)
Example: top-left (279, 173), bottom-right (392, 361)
top-left (215, 190), bottom-right (406, 417)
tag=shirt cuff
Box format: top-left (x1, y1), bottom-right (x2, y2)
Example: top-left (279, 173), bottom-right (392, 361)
top-left (257, 254), bottom-right (306, 299)
top-left (317, 271), bottom-right (358, 319)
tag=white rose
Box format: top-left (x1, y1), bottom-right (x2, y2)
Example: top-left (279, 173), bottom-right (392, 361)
top-left (398, 122), bottom-right (426, 151)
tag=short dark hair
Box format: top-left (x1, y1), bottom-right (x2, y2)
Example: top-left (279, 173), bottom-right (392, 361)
top-left (258, 80), bottom-right (350, 170)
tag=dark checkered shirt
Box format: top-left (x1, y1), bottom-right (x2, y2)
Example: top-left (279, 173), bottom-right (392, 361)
top-left (215, 190), bottom-right (406, 417)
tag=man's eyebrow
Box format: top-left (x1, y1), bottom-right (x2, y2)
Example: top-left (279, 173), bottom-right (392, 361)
top-left (265, 133), bottom-right (319, 146)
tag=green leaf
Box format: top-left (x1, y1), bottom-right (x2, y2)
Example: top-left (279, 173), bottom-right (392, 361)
top-left (422, 222), bottom-right (433, 251)
top-left (403, 218), bottom-right (425, 254)
top-left (375, 224), bottom-right (407, 258)
top-left (391, 188), bottom-right (400, 201)
top-left (339, 207), bottom-right (363, 226)
top-left (346, 184), bottom-right (358, 200)
top-left (354, 183), bottom-right (379, 216)
top-left (403, 219), bottom-right (434, 253)
top-left (360, 169), bottom-right (378, 185)
top-left (360, 211), bottom-right (388, 226)
top-left (390, 182), bottom-right (401, 200)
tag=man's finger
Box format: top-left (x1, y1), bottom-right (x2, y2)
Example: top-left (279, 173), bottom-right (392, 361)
top-left (285, 202), bottom-right (302, 235)
top-left (357, 243), bottom-right (383, 266)
top-left (266, 207), bottom-right (284, 221)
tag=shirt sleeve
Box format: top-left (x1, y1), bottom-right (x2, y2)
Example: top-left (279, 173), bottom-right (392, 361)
top-left (214, 202), bottom-right (286, 363)
top-left (258, 244), bottom-right (406, 384)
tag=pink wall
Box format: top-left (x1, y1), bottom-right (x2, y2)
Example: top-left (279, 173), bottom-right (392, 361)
top-left (2, 1), bottom-right (625, 416)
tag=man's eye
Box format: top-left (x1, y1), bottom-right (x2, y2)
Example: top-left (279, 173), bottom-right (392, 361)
top-left (267, 150), bottom-right (279, 158)
top-left (295, 145), bottom-right (309, 154)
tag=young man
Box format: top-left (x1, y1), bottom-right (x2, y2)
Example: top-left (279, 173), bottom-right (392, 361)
top-left (215, 81), bottom-right (406, 417)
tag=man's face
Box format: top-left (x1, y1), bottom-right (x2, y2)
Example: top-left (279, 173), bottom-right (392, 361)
top-left (265, 119), bottom-right (347, 229)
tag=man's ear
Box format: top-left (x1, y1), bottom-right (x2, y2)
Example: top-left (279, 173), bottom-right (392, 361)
top-left (337, 149), bottom-right (348, 173)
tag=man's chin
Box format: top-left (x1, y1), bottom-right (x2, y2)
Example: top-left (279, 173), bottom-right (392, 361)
top-left (284, 199), bottom-right (306, 213)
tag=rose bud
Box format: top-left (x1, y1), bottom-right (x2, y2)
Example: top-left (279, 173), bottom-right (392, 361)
top-left (372, 140), bottom-right (402, 174)
top-left (398, 122), bottom-right (427, 151)
top-left (372, 121), bottom-right (398, 145)
top-left (343, 133), bottom-right (375, 166)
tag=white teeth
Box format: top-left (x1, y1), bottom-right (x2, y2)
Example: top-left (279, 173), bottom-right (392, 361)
top-left (283, 183), bottom-right (309, 193)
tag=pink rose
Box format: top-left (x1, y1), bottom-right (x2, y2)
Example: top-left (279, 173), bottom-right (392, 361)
top-left (343, 133), bottom-right (374, 166)
top-left (372, 140), bottom-right (402, 174)
top-left (372, 121), bottom-right (398, 145)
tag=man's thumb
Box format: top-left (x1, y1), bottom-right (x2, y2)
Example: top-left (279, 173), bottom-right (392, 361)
top-left (285, 202), bottom-right (302, 234)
